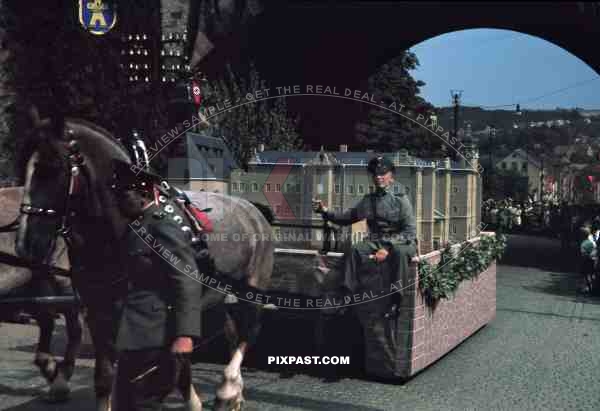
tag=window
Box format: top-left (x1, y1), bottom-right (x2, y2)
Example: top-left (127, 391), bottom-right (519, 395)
top-left (286, 183), bottom-right (293, 192)
top-left (452, 224), bottom-right (457, 234)
top-left (295, 183), bottom-right (301, 193)
top-left (405, 186), bottom-right (411, 195)
top-left (453, 186), bottom-right (459, 193)
top-left (369, 185), bottom-right (375, 193)
top-left (511, 162), bottom-right (517, 170)
top-left (274, 205), bottom-right (281, 215)
top-left (232, 182), bottom-right (239, 192)
top-left (265, 183), bottom-right (271, 192)
top-left (252, 182), bottom-right (258, 192)
top-left (275, 184), bottom-right (281, 192)
top-left (502, 162), bottom-right (507, 170)
top-left (347, 185), bottom-right (354, 194)
top-left (240, 183), bottom-right (247, 192)
top-left (358, 184), bottom-right (364, 194)
top-left (522, 162), bottom-right (527, 171)
top-left (453, 206), bottom-right (458, 213)
top-left (334, 184), bottom-right (341, 194)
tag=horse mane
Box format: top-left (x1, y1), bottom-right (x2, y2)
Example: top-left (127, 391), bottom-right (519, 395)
top-left (63, 118), bottom-right (131, 164)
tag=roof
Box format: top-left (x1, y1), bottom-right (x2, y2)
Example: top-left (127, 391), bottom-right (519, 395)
top-left (497, 148), bottom-right (541, 168)
top-left (168, 132), bottom-right (238, 180)
top-left (250, 150), bottom-right (447, 169)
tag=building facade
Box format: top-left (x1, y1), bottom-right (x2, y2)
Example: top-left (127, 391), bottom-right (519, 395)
top-left (167, 134), bottom-right (482, 255)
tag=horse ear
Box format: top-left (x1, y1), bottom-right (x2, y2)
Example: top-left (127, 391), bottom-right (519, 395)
top-left (29, 105), bottom-right (52, 131)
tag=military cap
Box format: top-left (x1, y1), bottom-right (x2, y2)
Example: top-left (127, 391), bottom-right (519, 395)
top-left (367, 156), bottom-right (395, 175)
top-left (110, 159), bottom-right (162, 192)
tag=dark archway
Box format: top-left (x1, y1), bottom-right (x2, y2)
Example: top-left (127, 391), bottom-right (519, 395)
top-left (240, 2), bottom-right (600, 147)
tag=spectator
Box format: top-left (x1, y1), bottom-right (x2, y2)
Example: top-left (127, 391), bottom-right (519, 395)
top-left (579, 226), bottom-right (597, 293)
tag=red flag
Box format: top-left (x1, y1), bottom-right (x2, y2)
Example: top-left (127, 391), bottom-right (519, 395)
top-left (191, 80), bottom-right (202, 106)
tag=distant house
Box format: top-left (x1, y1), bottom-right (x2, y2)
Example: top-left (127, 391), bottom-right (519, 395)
top-left (495, 148), bottom-right (545, 200)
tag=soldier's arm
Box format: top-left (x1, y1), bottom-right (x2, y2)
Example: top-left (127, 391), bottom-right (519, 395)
top-left (151, 220), bottom-right (203, 339)
top-left (322, 196), bottom-right (369, 225)
top-left (387, 194), bottom-right (417, 247)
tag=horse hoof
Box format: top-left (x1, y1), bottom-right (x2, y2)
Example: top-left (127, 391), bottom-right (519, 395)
top-left (43, 371), bottom-right (70, 403)
top-left (97, 395), bottom-right (111, 411)
top-left (185, 385), bottom-right (203, 411)
top-left (41, 390), bottom-right (69, 403)
top-left (213, 395), bottom-right (244, 411)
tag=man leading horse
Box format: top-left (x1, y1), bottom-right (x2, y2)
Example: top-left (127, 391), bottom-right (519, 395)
top-left (110, 160), bottom-right (203, 411)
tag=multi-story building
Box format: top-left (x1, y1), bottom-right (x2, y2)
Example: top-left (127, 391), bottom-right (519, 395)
top-left (167, 133), bottom-right (482, 254)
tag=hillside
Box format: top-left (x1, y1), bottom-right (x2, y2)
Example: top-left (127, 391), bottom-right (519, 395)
top-left (435, 106), bottom-right (583, 133)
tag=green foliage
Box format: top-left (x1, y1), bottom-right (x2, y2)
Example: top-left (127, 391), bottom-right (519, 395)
top-left (418, 234), bottom-right (507, 307)
top-left (199, 61), bottom-right (302, 169)
top-left (354, 51), bottom-right (437, 154)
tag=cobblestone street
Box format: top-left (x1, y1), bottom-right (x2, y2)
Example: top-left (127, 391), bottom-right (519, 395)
top-left (1, 235), bottom-right (600, 410)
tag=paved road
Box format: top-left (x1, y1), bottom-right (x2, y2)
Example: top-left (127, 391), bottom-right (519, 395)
top-left (1, 234), bottom-right (600, 410)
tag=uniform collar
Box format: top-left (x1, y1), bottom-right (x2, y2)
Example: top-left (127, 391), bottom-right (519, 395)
top-left (374, 185), bottom-right (392, 197)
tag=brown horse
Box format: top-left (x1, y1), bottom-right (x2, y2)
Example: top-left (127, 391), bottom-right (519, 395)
top-left (0, 186), bottom-right (83, 403)
top-left (15, 117), bottom-right (274, 411)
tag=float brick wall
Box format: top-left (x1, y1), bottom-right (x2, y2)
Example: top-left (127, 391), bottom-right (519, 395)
top-left (358, 237), bottom-right (497, 379)
top-left (270, 235), bottom-right (497, 379)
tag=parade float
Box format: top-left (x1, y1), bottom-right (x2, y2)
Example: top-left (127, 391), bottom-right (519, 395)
top-left (267, 231), bottom-right (504, 380)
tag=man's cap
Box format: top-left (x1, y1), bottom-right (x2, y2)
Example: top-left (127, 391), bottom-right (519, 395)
top-left (110, 159), bottom-right (162, 192)
top-left (367, 156), bottom-right (395, 175)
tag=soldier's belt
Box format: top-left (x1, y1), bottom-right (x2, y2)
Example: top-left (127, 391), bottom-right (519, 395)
top-left (366, 233), bottom-right (414, 244)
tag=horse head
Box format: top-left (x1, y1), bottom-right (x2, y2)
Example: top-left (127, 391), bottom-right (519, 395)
top-left (15, 113), bottom-right (132, 264)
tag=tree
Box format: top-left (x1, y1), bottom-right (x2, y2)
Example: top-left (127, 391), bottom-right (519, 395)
top-left (355, 51), bottom-right (437, 154)
top-left (199, 61), bottom-right (302, 169)
top-left (2, 0), bottom-right (154, 180)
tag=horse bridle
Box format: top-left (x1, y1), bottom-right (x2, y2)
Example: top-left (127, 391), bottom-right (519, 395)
top-left (19, 138), bottom-right (85, 247)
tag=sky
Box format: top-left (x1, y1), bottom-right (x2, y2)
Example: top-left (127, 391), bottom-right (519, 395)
top-left (409, 29), bottom-right (600, 110)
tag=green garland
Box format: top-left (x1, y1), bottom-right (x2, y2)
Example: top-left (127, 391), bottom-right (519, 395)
top-left (418, 234), bottom-right (507, 307)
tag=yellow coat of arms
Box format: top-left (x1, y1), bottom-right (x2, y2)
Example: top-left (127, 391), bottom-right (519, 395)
top-left (78, 0), bottom-right (117, 35)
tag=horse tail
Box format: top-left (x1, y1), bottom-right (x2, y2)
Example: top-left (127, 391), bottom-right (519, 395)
top-left (249, 201), bottom-right (274, 225)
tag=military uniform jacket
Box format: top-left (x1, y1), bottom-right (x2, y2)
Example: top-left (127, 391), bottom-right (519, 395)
top-left (323, 186), bottom-right (417, 247)
top-left (116, 202), bottom-right (203, 351)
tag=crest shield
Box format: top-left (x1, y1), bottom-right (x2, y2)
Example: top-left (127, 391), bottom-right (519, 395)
top-left (78, 0), bottom-right (117, 35)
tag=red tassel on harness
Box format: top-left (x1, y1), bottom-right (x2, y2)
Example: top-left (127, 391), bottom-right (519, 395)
top-left (188, 205), bottom-right (213, 233)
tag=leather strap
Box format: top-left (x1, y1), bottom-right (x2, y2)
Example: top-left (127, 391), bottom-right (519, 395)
top-left (370, 194), bottom-right (383, 240)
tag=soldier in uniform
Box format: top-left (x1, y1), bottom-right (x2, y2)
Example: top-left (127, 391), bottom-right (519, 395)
top-left (313, 156), bottom-right (417, 315)
top-left (110, 160), bottom-right (203, 411)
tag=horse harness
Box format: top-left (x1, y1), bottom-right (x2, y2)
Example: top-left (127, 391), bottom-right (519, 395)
top-left (19, 138), bottom-right (86, 249)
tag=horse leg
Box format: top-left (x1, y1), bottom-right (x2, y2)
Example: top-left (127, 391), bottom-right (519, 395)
top-left (32, 308), bottom-right (69, 402)
top-left (44, 307), bottom-right (82, 403)
top-left (58, 308), bottom-right (83, 379)
top-left (83, 308), bottom-right (117, 411)
top-left (175, 354), bottom-right (203, 411)
top-left (214, 299), bottom-right (262, 411)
